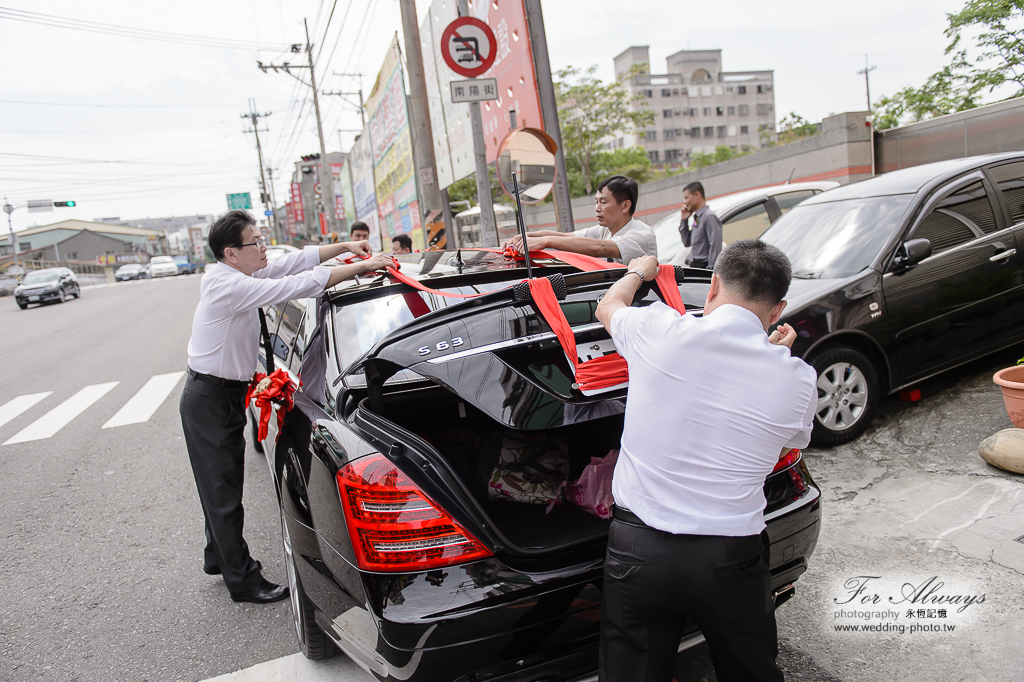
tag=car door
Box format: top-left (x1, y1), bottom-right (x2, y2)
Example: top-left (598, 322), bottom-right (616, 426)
top-left (986, 158), bottom-right (1024, 282)
top-left (721, 199), bottom-right (773, 243)
top-left (883, 172), bottom-right (1024, 382)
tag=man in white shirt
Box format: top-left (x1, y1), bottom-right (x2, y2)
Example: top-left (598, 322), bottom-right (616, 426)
top-left (594, 239), bottom-right (817, 682)
top-left (504, 175), bottom-right (657, 263)
top-left (180, 210), bottom-right (392, 604)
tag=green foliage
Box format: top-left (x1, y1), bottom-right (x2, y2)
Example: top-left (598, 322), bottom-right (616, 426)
top-left (554, 65), bottom-right (656, 196)
top-left (875, 0), bottom-right (1024, 129)
top-left (689, 145), bottom-right (751, 169)
top-left (446, 166), bottom-right (504, 209)
top-left (759, 113), bottom-right (820, 147)
top-left (563, 146), bottom-right (653, 198)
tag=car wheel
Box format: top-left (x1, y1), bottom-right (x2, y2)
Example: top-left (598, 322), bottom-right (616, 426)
top-left (58, 288), bottom-right (66, 303)
top-left (248, 407), bottom-right (264, 454)
top-left (809, 345), bottom-right (879, 447)
top-left (17, 301), bottom-right (27, 310)
top-left (73, 285), bottom-right (81, 299)
top-left (281, 507), bottom-right (336, 660)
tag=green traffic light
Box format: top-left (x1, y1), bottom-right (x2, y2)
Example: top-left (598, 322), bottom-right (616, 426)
top-left (54, 200), bottom-right (76, 207)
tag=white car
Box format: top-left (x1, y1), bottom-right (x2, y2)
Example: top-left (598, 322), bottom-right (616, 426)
top-left (148, 256), bottom-right (178, 278)
top-left (265, 244), bottom-right (301, 261)
top-left (651, 181), bottom-right (840, 265)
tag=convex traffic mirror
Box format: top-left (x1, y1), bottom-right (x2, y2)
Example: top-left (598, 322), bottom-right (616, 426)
top-left (496, 127), bottom-right (557, 205)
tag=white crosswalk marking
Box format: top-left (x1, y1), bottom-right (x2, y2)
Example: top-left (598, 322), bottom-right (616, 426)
top-left (0, 392), bottom-right (53, 430)
top-left (102, 372), bottom-right (185, 429)
top-left (3, 382), bottom-right (119, 445)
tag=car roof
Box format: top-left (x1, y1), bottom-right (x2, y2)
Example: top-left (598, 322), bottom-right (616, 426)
top-left (327, 249), bottom-right (575, 301)
top-left (705, 181), bottom-right (840, 213)
top-left (802, 152), bottom-right (1024, 204)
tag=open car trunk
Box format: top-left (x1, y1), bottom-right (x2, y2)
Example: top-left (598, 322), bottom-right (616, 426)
top-left (344, 270), bottom-right (713, 562)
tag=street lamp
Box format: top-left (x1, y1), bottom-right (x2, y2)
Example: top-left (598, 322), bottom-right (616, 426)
top-left (4, 199), bottom-right (20, 269)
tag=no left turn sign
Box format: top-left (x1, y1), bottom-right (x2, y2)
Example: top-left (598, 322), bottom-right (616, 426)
top-left (441, 16), bottom-right (496, 78)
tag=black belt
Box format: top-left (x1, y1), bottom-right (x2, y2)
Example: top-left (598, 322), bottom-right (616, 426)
top-left (187, 367), bottom-right (250, 389)
top-left (611, 505), bottom-right (650, 528)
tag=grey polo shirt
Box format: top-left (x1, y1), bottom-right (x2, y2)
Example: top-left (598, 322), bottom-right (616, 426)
top-left (689, 206), bottom-right (724, 268)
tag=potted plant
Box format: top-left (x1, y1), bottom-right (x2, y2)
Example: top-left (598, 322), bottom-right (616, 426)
top-left (993, 357), bottom-right (1024, 428)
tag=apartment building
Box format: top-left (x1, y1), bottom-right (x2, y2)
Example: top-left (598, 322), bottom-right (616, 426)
top-left (613, 46), bottom-right (777, 166)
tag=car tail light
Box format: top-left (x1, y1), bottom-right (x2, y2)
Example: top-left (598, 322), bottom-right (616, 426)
top-left (336, 454), bottom-right (493, 572)
top-left (772, 448), bottom-right (802, 474)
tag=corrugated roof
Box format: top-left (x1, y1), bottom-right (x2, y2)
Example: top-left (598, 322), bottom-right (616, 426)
top-left (16, 219), bottom-right (164, 237)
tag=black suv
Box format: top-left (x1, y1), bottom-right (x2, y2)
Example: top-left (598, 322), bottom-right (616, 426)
top-left (254, 251), bottom-right (821, 681)
top-left (14, 267), bottom-right (81, 309)
top-left (760, 153), bottom-right (1024, 445)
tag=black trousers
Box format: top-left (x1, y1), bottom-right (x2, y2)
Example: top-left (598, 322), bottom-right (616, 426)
top-left (599, 516), bottom-right (783, 682)
top-left (179, 373), bottom-right (262, 593)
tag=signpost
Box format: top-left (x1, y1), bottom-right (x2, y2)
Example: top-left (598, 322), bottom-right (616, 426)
top-left (226, 193), bottom-right (252, 210)
top-left (441, 17), bottom-right (496, 77)
top-left (449, 77), bottom-right (498, 103)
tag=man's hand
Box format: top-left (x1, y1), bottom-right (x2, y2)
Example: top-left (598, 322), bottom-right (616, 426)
top-left (347, 240), bottom-right (371, 258)
top-left (505, 233), bottom-right (549, 255)
top-left (359, 254), bottom-right (396, 273)
top-left (627, 255), bottom-right (659, 282)
top-left (768, 323), bottom-right (797, 349)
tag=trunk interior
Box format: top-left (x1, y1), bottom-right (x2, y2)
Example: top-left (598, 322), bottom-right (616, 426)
top-left (379, 385), bottom-right (622, 553)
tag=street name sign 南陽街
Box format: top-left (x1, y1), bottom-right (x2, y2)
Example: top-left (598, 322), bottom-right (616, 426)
top-left (226, 193), bottom-right (252, 210)
top-left (28, 199), bottom-right (53, 213)
top-left (441, 16), bottom-right (496, 79)
top-left (450, 78), bottom-right (499, 104)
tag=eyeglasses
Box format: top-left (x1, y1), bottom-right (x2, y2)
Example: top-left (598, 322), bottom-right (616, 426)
top-left (235, 237), bottom-right (266, 249)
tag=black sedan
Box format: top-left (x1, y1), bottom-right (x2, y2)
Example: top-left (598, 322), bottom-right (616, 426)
top-left (253, 251), bottom-right (821, 681)
top-left (115, 263), bottom-right (148, 281)
top-left (760, 152), bottom-right (1024, 446)
top-left (14, 267), bottom-right (81, 309)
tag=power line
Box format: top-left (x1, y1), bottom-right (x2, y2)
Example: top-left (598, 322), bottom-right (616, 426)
top-left (0, 6), bottom-right (289, 51)
top-left (0, 99), bottom-right (290, 109)
top-left (314, 0), bottom-right (341, 65)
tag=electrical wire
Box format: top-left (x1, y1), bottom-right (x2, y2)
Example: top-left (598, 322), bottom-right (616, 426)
top-left (0, 6), bottom-right (288, 51)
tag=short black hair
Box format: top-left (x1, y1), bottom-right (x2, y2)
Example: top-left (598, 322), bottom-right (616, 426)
top-left (391, 234), bottom-right (412, 250)
top-left (350, 222), bottom-right (369, 237)
top-left (209, 210), bottom-right (256, 260)
top-left (597, 175), bottom-right (639, 216)
top-left (683, 182), bottom-right (705, 199)
top-left (714, 239), bottom-right (792, 307)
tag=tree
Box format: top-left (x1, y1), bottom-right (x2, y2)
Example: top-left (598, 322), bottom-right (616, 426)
top-left (446, 167), bottom-right (504, 210)
top-left (759, 113), bottom-right (819, 147)
top-left (874, 0), bottom-right (1024, 129)
top-left (563, 147), bottom-right (654, 198)
top-left (689, 145), bottom-right (751, 169)
top-left (554, 65), bottom-right (655, 196)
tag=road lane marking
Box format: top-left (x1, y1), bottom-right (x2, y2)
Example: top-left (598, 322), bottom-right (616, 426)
top-left (0, 392), bottom-right (53, 430)
top-left (3, 382), bottom-right (119, 445)
top-left (102, 371), bottom-right (185, 428)
top-left (199, 652), bottom-right (371, 682)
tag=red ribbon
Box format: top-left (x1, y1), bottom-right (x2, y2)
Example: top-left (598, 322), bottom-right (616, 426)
top-left (526, 264), bottom-right (686, 394)
top-left (246, 368), bottom-right (298, 442)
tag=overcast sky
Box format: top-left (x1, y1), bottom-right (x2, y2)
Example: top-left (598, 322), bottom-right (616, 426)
top-left (1, 0), bottom-right (969, 232)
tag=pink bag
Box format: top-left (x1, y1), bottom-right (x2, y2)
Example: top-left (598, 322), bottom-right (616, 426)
top-left (565, 449), bottom-right (619, 519)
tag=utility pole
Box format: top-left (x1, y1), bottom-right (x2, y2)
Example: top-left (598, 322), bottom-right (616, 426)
top-left (399, 0), bottom-right (444, 247)
top-left (327, 73), bottom-right (365, 127)
top-left (256, 20), bottom-right (338, 241)
top-left (3, 199), bottom-right (18, 268)
top-left (266, 167), bottom-right (281, 242)
top-left (240, 98), bottom-right (279, 243)
top-left (523, 0), bottom-right (574, 231)
top-left (456, 0), bottom-right (497, 247)
top-left (858, 54), bottom-right (877, 176)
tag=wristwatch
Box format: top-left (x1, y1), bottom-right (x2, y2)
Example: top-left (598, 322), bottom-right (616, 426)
top-left (625, 268), bottom-right (645, 282)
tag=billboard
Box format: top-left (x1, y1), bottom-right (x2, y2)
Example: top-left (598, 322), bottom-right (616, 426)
top-left (289, 182), bottom-right (305, 224)
top-left (365, 36), bottom-right (422, 251)
top-left (349, 129), bottom-right (381, 250)
top-left (332, 161), bottom-right (356, 226)
top-left (420, 0), bottom-right (543, 180)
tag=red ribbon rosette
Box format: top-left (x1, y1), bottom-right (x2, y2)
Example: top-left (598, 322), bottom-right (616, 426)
top-left (246, 368), bottom-right (298, 442)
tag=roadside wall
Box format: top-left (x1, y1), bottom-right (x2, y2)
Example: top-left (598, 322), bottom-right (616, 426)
top-left (523, 111), bottom-right (872, 230)
top-left (875, 97), bottom-right (1024, 173)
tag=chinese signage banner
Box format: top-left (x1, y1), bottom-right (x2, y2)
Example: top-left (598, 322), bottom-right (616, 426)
top-left (365, 36), bottom-right (422, 250)
top-left (349, 129), bottom-right (381, 250)
top-left (290, 182), bottom-right (305, 224)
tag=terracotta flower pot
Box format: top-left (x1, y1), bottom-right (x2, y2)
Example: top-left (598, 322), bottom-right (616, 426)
top-left (993, 365), bottom-right (1024, 428)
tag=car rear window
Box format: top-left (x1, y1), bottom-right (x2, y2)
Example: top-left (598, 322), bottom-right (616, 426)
top-left (760, 195), bottom-right (914, 278)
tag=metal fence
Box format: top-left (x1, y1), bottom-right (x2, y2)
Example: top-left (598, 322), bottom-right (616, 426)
top-left (21, 260), bottom-right (106, 276)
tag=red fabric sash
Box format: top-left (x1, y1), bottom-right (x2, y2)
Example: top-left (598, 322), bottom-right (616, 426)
top-left (526, 264), bottom-right (687, 394)
top-left (246, 368), bottom-right (298, 442)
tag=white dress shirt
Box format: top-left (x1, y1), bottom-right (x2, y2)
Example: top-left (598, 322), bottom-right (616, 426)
top-left (187, 245), bottom-right (330, 381)
top-left (609, 302), bottom-right (817, 537)
top-left (574, 218), bottom-right (658, 263)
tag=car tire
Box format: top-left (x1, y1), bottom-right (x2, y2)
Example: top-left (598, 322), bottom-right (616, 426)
top-left (281, 508), bottom-right (336, 660)
top-left (73, 286), bottom-right (80, 299)
top-left (248, 408), bottom-right (264, 454)
top-left (809, 345), bottom-right (879, 447)
top-left (17, 301), bottom-right (27, 310)
top-left (58, 288), bottom-right (66, 303)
